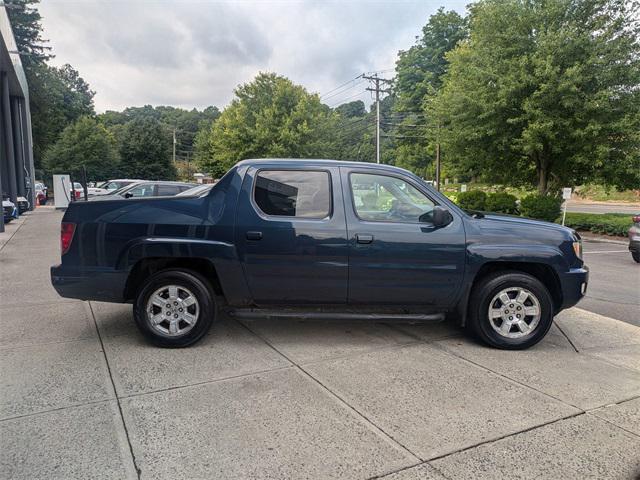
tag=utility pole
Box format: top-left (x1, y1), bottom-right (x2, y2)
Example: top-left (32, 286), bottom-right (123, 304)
top-left (362, 73), bottom-right (392, 164)
top-left (172, 128), bottom-right (177, 164)
top-left (435, 123), bottom-right (441, 191)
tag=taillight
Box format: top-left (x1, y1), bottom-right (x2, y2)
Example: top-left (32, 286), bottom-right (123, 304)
top-left (61, 222), bottom-right (76, 255)
top-left (633, 215), bottom-right (640, 223)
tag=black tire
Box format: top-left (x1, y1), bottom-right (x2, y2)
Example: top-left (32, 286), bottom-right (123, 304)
top-left (133, 269), bottom-right (216, 347)
top-left (468, 271), bottom-right (554, 350)
top-left (632, 251), bottom-right (640, 263)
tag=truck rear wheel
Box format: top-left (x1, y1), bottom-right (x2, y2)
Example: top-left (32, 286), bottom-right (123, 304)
top-left (468, 271), bottom-right (553, 350)
top-left (133, 269), bottom-right (216, 347)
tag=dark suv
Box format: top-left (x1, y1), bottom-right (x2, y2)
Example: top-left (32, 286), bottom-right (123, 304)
top-left (52, 159), bottom-right (588, 350)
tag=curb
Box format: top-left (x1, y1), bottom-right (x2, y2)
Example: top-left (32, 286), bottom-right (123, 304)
top-left (578, 233), bottom-right (627, 245)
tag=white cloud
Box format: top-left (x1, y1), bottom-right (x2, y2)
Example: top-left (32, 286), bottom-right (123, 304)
top-left (40, 0), bottom-right (467, 112)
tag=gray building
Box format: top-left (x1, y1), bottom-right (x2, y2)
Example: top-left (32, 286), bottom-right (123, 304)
top-left (0, 2), bottom-right (35, 232)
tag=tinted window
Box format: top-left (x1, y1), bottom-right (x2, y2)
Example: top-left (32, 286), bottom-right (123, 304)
top-left (350, 173), bottom-right (434, 223)
top-left (254, 170), bottom-right (331, 219)
top-left (156, 185), bottom-right (182, 196)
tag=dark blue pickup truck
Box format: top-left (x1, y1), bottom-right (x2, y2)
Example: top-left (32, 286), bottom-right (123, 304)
top-left (51, 159), bottom-right (588, 349)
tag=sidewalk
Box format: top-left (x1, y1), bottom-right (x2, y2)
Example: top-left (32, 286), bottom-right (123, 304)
top-left (1, 208), bottom-right (639, 479)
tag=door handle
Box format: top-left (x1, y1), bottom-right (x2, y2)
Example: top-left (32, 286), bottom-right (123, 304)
top-left (356, 233), bottom-right (374, 244)
top-left (246, 231), bottom-right (263, 241)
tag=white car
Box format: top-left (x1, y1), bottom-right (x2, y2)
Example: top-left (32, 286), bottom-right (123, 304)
top-left (3, 197), bottom-right (18, 223)
top-left (89, 179), bottom-right (143, 196)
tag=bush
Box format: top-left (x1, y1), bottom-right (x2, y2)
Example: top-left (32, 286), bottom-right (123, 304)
top-left (485, 192), bottom-right (518, 214)
top-left (519, 194), bottom-right (562, 222)
top-left (562, 213), bottom-right (632, 237)
top-left (456, 190), bottom-right (487, 211)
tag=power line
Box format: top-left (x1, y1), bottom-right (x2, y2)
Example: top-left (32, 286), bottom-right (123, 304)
top-left (327, 89), bottom-right (369, 108)
top-left (320, 75), bottom-right (362, 98)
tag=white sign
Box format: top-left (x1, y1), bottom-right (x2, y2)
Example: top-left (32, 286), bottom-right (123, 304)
top-left (460, 184), bottom-right (467, 192)
top-left (562, 187), bottom-right (572, 200)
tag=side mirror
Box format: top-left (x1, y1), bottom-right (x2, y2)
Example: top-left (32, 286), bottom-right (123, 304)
top-left (420, 206), bottom-right (453, 228)
top-left (124, 192), bottom-right (133, 199)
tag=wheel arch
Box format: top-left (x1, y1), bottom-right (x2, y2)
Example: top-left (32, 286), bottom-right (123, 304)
top-left (124, 257), bottom-right (223, 302)
top-left (469, 261), bottom-right (562, 313)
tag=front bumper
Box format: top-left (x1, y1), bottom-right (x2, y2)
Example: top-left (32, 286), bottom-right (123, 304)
top-left (558, 266), bottom-right (589, 310)
top-left (51, 264), bottom-right (129, 302)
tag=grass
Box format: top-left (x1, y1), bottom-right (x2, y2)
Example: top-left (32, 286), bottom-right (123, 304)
top-left (575, 184), bottom-right (640, 203)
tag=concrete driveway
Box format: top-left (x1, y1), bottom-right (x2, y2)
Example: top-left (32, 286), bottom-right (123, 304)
top-left (1, 209), bottom-right (639, 480)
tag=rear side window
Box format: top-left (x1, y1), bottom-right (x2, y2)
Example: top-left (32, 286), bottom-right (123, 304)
top-left (254, 170), bottom-right (331, 219)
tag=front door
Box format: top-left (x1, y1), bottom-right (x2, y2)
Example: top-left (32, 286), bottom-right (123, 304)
top-left (236, 165), bottom-right (348, 305)
top-left (341, 167), bottom-right (466, 308)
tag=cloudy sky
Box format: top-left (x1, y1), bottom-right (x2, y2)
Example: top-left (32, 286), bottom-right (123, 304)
top-left (39, 0), bottom-right (466, 113)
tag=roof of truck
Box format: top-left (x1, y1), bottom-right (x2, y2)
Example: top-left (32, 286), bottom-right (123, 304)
top-left (236, 158), bottom-right (414, 174)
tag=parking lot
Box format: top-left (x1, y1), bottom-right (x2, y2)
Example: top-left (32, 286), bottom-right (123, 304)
top-left (1, 208), bottom-right (639, 479)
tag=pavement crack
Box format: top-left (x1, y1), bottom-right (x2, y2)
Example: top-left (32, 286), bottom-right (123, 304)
top-left (88, 301), bottom-right (142, 480)
top-left (553, 321), bottom-right (580, 352)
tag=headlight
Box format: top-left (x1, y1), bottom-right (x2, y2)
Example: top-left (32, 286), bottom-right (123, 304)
top-left (572, 239), bottom-right (582, 260)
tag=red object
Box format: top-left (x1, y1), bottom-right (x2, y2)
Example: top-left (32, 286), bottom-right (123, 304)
top-left (74, 189), bottom-right (81, 200)
top-left (633, 215), bottom-right (640, 224)
top-left (60, 222), bottom-right (76, 255)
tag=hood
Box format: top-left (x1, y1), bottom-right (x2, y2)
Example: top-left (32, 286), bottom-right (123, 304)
top-left (479, 212), bottom-right (576, 238)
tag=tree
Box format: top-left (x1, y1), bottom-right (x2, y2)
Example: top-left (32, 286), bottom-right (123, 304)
top-left (335, 101), bottom-right (366, 119)
top-left (196, 73), bottom-right (336, 174)
top-left (118, 118), bottom-right (176, 180)
top-left (430, 0), bottom-right (640, 193)
top-left (5, 0), bottom-right (52, 66)
top-left (43, 116), bottom-right (119, 180)
top-left (393, 8), bottom-right (468, 174)
top-left (28, 64), bottom-right (96, 169)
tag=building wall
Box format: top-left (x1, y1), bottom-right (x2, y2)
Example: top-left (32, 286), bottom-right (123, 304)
top-left (0, 2), bottom-right (35, 232)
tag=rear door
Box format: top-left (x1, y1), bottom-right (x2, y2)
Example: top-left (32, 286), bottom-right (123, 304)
top-left (235, 165), bottom-right (348, 305)
top-left (341, 167), bottom-right (466, 308)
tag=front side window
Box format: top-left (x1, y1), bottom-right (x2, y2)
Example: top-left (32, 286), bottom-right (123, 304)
top-left (350, 172), bottom-right (434, 223)
top-left (254, 170), bottom-right (331, 219)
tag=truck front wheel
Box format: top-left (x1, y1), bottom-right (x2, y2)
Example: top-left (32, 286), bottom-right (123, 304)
top-left (468, 271), bottom-right (554, 350)
top-left (133, 269), bottom-right (216, 347)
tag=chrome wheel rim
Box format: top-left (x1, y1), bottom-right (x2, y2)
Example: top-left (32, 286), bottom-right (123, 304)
top-left (488, 287), bottom-right (541, 339)
top-left (146, 285), bottom-right (199, 337)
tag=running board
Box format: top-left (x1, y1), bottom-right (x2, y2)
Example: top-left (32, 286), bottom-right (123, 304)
top-left (227, 309), bottom-right (446, 323)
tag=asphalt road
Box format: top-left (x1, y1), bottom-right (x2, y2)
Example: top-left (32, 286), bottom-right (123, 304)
top-left (580, 240), bottom-right (640, 327)
top-left (566, 202), bottom-right (640, 214)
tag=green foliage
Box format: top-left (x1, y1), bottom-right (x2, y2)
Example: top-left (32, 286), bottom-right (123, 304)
top-left (335, 101), bottom-right (366, 119)
top-left (393, 8), bottom-right (468, 174)
top-left (485, 192), bottom-right (518, 214)
top-left (197, 73), bottom-right (336, 174)
top-left (520, 194), bottom-right (562, 222)
top-left (5, 0), bottom-right (52, 65)
top-left (562, 213), bottom-right (632, 237)
top-left (430, 0), bottom-right (640, 194)
top-left (44, 117), bottom-right (118, 181)
top-left (118, 118), bottom-right (176, 180)
top-left (43, 116), bottom-right (119, 181)
top-left (456, 190), bottom-right (487, 210)
top-left (26, 63), bottom-right (95, 170)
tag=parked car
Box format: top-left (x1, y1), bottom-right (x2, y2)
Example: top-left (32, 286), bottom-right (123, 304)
top-left (2, 195), bottom-right (18, 223)
top-left (629, 214), bottom-right (640, 263)
top-left (89, 179), bottom-right (142, 196)
top-left (71, 182), bottom-right (86, 201)
top-left (34, 182), bottom-right (47, 197)
top-left (91, 181), bottom-right (195, 200)
top-left (16, 196), bottom-right (29, 214)
top-left (51, 159), bottom-right (588, 350)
